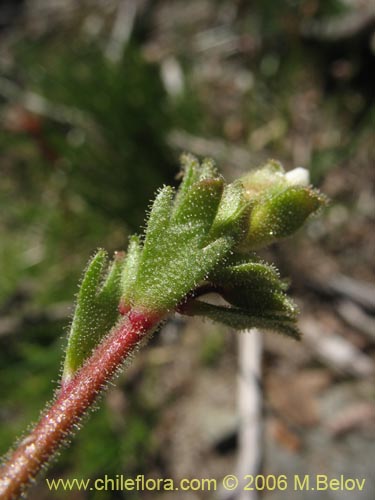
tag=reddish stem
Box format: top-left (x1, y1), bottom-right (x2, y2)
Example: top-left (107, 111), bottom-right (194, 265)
top-left (0, 309), bottom-right (163, 500)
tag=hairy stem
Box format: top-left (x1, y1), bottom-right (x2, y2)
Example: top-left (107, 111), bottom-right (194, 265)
top-left (0, 309), bottom-right (163, 500)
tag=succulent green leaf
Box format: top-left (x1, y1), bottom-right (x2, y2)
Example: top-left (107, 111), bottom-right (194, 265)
top-left (141, 186), bottom-right (175, 255)
top-left (186, 300), bottom-right (301, 339)
top-left (131, 219), bottom-right (233, 313)
top-left (121, 235), bottom-right (142, 310)
top-left (209, 180), bottom-right (251, 242)
top-left (198, 157), bottom-right (219, 180)
top-left (222, 288), bottom-right (296, 317)
top-left (209, 260), bottom-right (295, 314)
top-left (173, 153), bottom-right (201, 212)
top-left (100, 251), bottom-right (125, 298)
top-left (212, 260), bottom-right (282, 288)
top-left (171, 178), bottom-right (224, 242)
top-left (123, 157), bottom-right (235, 313)
top-left (63, 250), bottom-right (123, 381)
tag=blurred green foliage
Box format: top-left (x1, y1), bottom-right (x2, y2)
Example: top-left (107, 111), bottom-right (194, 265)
top-left (15, 39), bottom-right (175, 228)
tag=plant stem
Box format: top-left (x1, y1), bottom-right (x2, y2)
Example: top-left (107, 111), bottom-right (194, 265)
top-left (0, 309), bottom-right (163, 500)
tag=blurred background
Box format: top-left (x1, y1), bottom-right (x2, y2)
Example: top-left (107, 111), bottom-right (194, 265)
top-left (0, 1), bottom-right (374, 499)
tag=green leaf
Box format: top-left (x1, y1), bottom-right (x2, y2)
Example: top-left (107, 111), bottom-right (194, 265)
top-left (209, 180), bottom-right (251, 242)
top-left (198, 157), bottom-right (219, 180)
top-left (171, 178), bottom-right (224, 243)
top-left (141, 186), bottom-right (175, 257)
top-left (186, 300), bottom-right (301, 339)
top-left (172, 153), bottom-right (201, 213)
top-left (127, 157), bottom-right (231, 312)
top-left (63, 250), bottom-right (123, 381)
top-left (121, 235), bottom-right (142, 311)
top-left (212, 260), bottom-right (282, 288)
top-left (210, 260), bottom-right (296, 316)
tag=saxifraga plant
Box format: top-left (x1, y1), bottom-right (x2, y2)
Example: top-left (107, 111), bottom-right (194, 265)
top-left (0, 154), bottom-right (325, 499)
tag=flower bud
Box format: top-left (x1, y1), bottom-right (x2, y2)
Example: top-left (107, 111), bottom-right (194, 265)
top-left (240, 160), bottom-right (287, 198)
top-left (237, 161), bottom-right (325, 250)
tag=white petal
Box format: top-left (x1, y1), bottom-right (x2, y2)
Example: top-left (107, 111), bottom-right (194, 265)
top-left (285, 167), bottom-right (310, 186)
